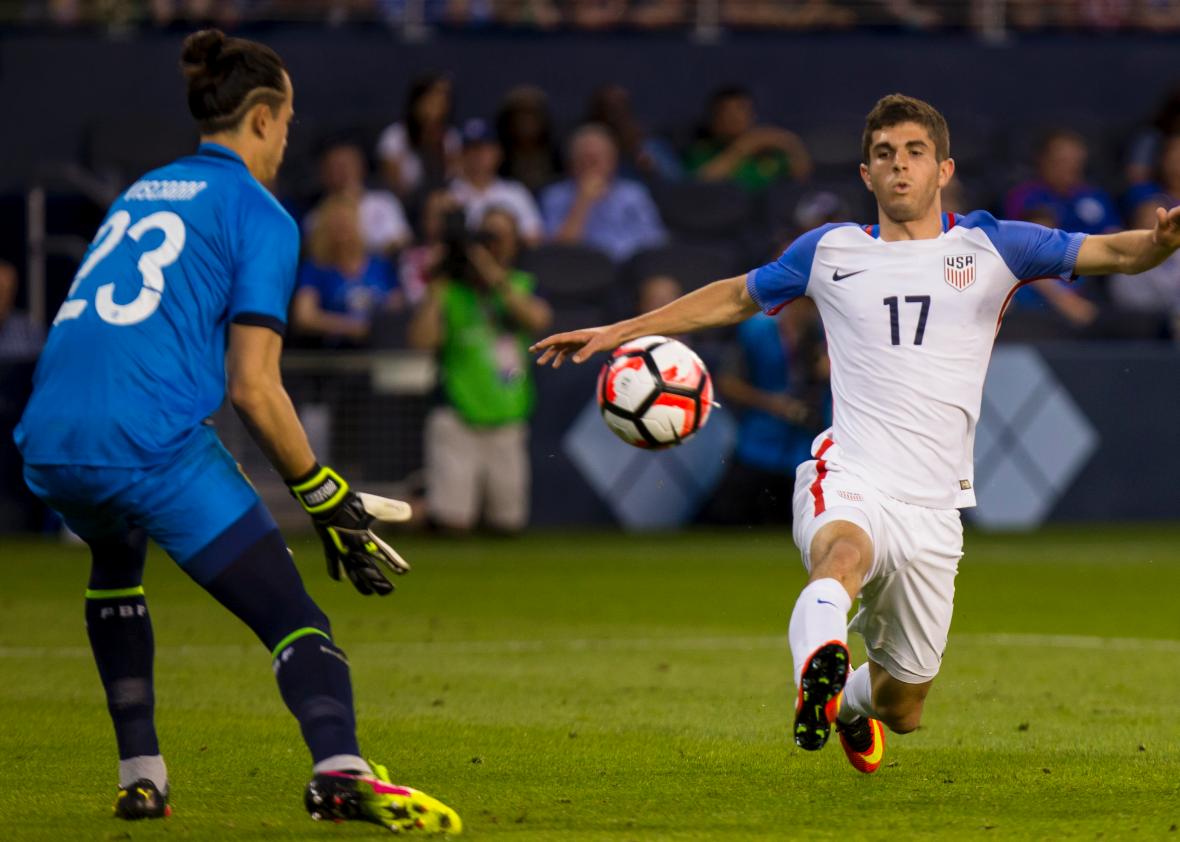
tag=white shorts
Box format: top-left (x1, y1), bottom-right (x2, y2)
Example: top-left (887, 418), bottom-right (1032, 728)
top-left (425, 407), bottom-right (529, 531)
top-left (792, 439), bottom-right (963, 684)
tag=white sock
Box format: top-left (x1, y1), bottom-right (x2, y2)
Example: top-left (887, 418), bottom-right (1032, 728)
top-left (313, 754), bottom-right (372, 776)
top-left (838, 662), bottom-right (877, 723)
top-left (788, 578), bottom-right (851, 688)
top-left (119, 755), bottom-right (167, 793)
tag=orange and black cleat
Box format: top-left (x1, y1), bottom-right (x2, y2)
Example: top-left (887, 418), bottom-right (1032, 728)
top-left (793, 641), bottom-right (850, 751)
top-left (114, 778), bottom-right (170, 820)
top-left (837, 712), bottom-right (886, 773)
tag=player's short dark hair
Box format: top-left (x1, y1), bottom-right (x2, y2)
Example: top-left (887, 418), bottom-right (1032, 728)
top-left (180, 29), bottom-right (287, 134)
top-left (861, 94), bottom-right (950, 163)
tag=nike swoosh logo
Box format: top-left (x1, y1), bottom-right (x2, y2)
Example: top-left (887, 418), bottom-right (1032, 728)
top-left (816, 599), bottom-right (839, 607)
top-left (832, 269), bottom-right (867, 282)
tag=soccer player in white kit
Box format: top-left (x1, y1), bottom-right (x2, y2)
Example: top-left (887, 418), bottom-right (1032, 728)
top-left (532, 94), bottom-right (1180, 773)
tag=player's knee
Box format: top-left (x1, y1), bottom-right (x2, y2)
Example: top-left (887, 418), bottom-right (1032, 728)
top-left (876, 699), bottom-right (924, 734)
top-left (810, 526), bottom-right (873, 588)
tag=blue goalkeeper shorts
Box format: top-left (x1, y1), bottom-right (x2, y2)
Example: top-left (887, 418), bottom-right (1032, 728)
top-left (23, 425), bottom-right (277, 583)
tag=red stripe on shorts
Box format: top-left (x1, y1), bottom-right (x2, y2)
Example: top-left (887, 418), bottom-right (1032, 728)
top-left (810, 438), bottom-right (835, 516)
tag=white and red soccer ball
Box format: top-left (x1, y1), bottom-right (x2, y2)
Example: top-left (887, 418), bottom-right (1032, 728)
top-left (596, 336), bottom-right (714, 448)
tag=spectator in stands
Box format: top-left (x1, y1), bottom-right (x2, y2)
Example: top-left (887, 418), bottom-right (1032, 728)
top-left (721, 0), bottom-right (854, 29)
top-left (147, 0), bottom-right (239, 28)
top-left (1005, 129), bottom-right (1119, 233)
top-left (1124, 133), bottom-right (1180, 219)
top-left (629, 0), bottom-right (688, 28)
top-left (584, 84), bottom-right (683, 181)
top-left (408, 207), bottom-right (553, 532)
top-left (569, 0), bottom-right (627, 28)
top-left (702, 297), bottom-right (828, 526)
top-left (377, 74), bottom-right (461, 199)
top-left (304, 140), bottom-right (411, 256)
top-left (0, 260), bottom-right (44, 360)
top-left (637, 274), bottom-right (683, 315)
top-left (1136, 1), bottom-right (1180, 31)
top-left (880, 0), bottom-right (942, 29)
top-left (291, 194), bottom-right (402, 346)
top-left (493, 0), bottom-right (561, 27)
top-left (1126, 86), bottom-right (1180, 185)
top-left (449, 118), bottom-right (543, 246)
top-left (496, 85), bottom-right (562, 194)
top-left (1109, 196), bottom-right (1180, 336)
top-left (794, 190), bottom-right (850, 231)
top-left (541, 124), bottom-right (667, 262)
top-left (685, 86), bottom-right (811, 192)
top-left (400, 189), bottom-right (459, 303)
top-left (430, 0), bottom-right (496, 26)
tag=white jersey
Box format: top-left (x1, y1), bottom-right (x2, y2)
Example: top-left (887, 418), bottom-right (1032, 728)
top-left (747, 211), bottom-right (1086, 509)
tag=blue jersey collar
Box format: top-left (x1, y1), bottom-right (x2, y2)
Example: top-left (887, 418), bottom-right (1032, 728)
top-left (197, 142), bottom-right (246, 166)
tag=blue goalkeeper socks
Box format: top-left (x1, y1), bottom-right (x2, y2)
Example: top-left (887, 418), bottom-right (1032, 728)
top-left (200, 526), bottom-right (361, 764)
top-left (273, 630), bottom-right (361, 763)
top-left (84, 528), bottom-right (160, 764)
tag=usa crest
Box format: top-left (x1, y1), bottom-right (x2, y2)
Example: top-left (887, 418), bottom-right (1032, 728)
top-left (944, 254), bottom-right (976, 290)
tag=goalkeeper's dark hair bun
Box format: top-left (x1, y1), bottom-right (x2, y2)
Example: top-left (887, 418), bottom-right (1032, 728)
top-left (179, 29), bottom-right (287, 134)
top-left (180, 28), bottom-right (226, 76)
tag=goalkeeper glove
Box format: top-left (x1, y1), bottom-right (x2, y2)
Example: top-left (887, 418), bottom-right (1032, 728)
top-left (287, 464), bottom-right (412, 596)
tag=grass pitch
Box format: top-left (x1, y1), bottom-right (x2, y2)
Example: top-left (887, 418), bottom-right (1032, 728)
top-left (1, 526), bottom-right (1178, 841)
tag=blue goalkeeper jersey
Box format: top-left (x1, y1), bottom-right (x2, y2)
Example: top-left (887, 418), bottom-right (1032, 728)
top-left (15, 143), bottom-right (299, 467)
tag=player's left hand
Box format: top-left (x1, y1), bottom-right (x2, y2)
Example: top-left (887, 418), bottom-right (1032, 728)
top-left (288, 465), bottom-right (412, 596)
top-left (530, 324), bottom-right (625, 368)
top-left (1152, 204), bottom-right (1180, 251)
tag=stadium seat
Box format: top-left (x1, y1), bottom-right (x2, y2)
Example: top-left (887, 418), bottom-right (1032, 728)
top-left (519, 243), bottom-right (618, 303)
top-left (802, 120), bottom-right (865, 170)
top-left (624, 242), bottom-right (743, 292)
top-left (765, 178), bottom-right (875, 233)
top-left (85, 115), bottom-right (198, 184)
top-left (650, 181), bottom-right (753, 238)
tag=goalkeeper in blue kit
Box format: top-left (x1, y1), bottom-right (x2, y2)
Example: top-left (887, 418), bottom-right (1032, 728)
top-left (13, 29), bottom-right (460, 834)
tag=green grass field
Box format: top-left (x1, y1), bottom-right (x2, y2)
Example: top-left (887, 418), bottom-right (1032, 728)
top-left (2, 526), bottom-right (1179, 841)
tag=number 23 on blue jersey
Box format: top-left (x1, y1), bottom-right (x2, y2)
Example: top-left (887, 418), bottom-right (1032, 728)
top-left (55, 209), bottom-right (187, 327)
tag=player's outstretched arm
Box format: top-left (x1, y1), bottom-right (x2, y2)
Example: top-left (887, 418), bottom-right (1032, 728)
top-left (1075, 205), bottom-right (1180, 276)
top-left (530, 275), bottom-right (759, 368)
top-left (226, 324), bottom-right (412, 596)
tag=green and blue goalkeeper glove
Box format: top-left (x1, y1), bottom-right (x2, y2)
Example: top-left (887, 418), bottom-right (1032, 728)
top-left (288, 464), bottom-right (411, 596)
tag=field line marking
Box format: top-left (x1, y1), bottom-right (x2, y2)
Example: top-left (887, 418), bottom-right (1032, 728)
top-left (1, 631), bottom-right (1178, 659)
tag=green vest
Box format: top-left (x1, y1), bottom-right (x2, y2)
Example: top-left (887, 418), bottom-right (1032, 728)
top-left (438, 270), bottom-right (536, 427)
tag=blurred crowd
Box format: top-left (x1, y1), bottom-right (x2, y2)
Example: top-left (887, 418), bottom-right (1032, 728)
top-left (16, 0), bottom-right (1180, 32)
top-left (4, 73), bottom-right (1180, 531)
top-left (252, 76), bottom-right (1180, 354)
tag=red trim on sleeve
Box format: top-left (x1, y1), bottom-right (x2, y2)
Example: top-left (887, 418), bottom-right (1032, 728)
top-left (994, 276), bottom-right (1054, 337)
top-left (809, 438), bottom-right (835, 516)
top-left (766, 296), bottom-right (798, 316)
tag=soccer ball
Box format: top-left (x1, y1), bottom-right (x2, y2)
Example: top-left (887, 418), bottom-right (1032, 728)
top-left (596, 335), bottom-right (714, 448)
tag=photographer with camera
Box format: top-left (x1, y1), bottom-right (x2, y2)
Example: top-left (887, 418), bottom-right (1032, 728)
top-left (408, 206), bottom-right (552, 532)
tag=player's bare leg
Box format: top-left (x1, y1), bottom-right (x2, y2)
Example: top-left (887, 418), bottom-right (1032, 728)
top-left (867, 660), bottom-right (932, 734)
top-left (789, 521), bottom-right (872, 751)
top-left (829, 659), bottom-right (929, 774)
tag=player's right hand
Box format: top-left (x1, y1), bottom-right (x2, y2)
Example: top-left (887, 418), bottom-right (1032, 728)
top-left (530, 325), bottom-right (622, 368)
top-left (288, 464), bottom-right (412, 596)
